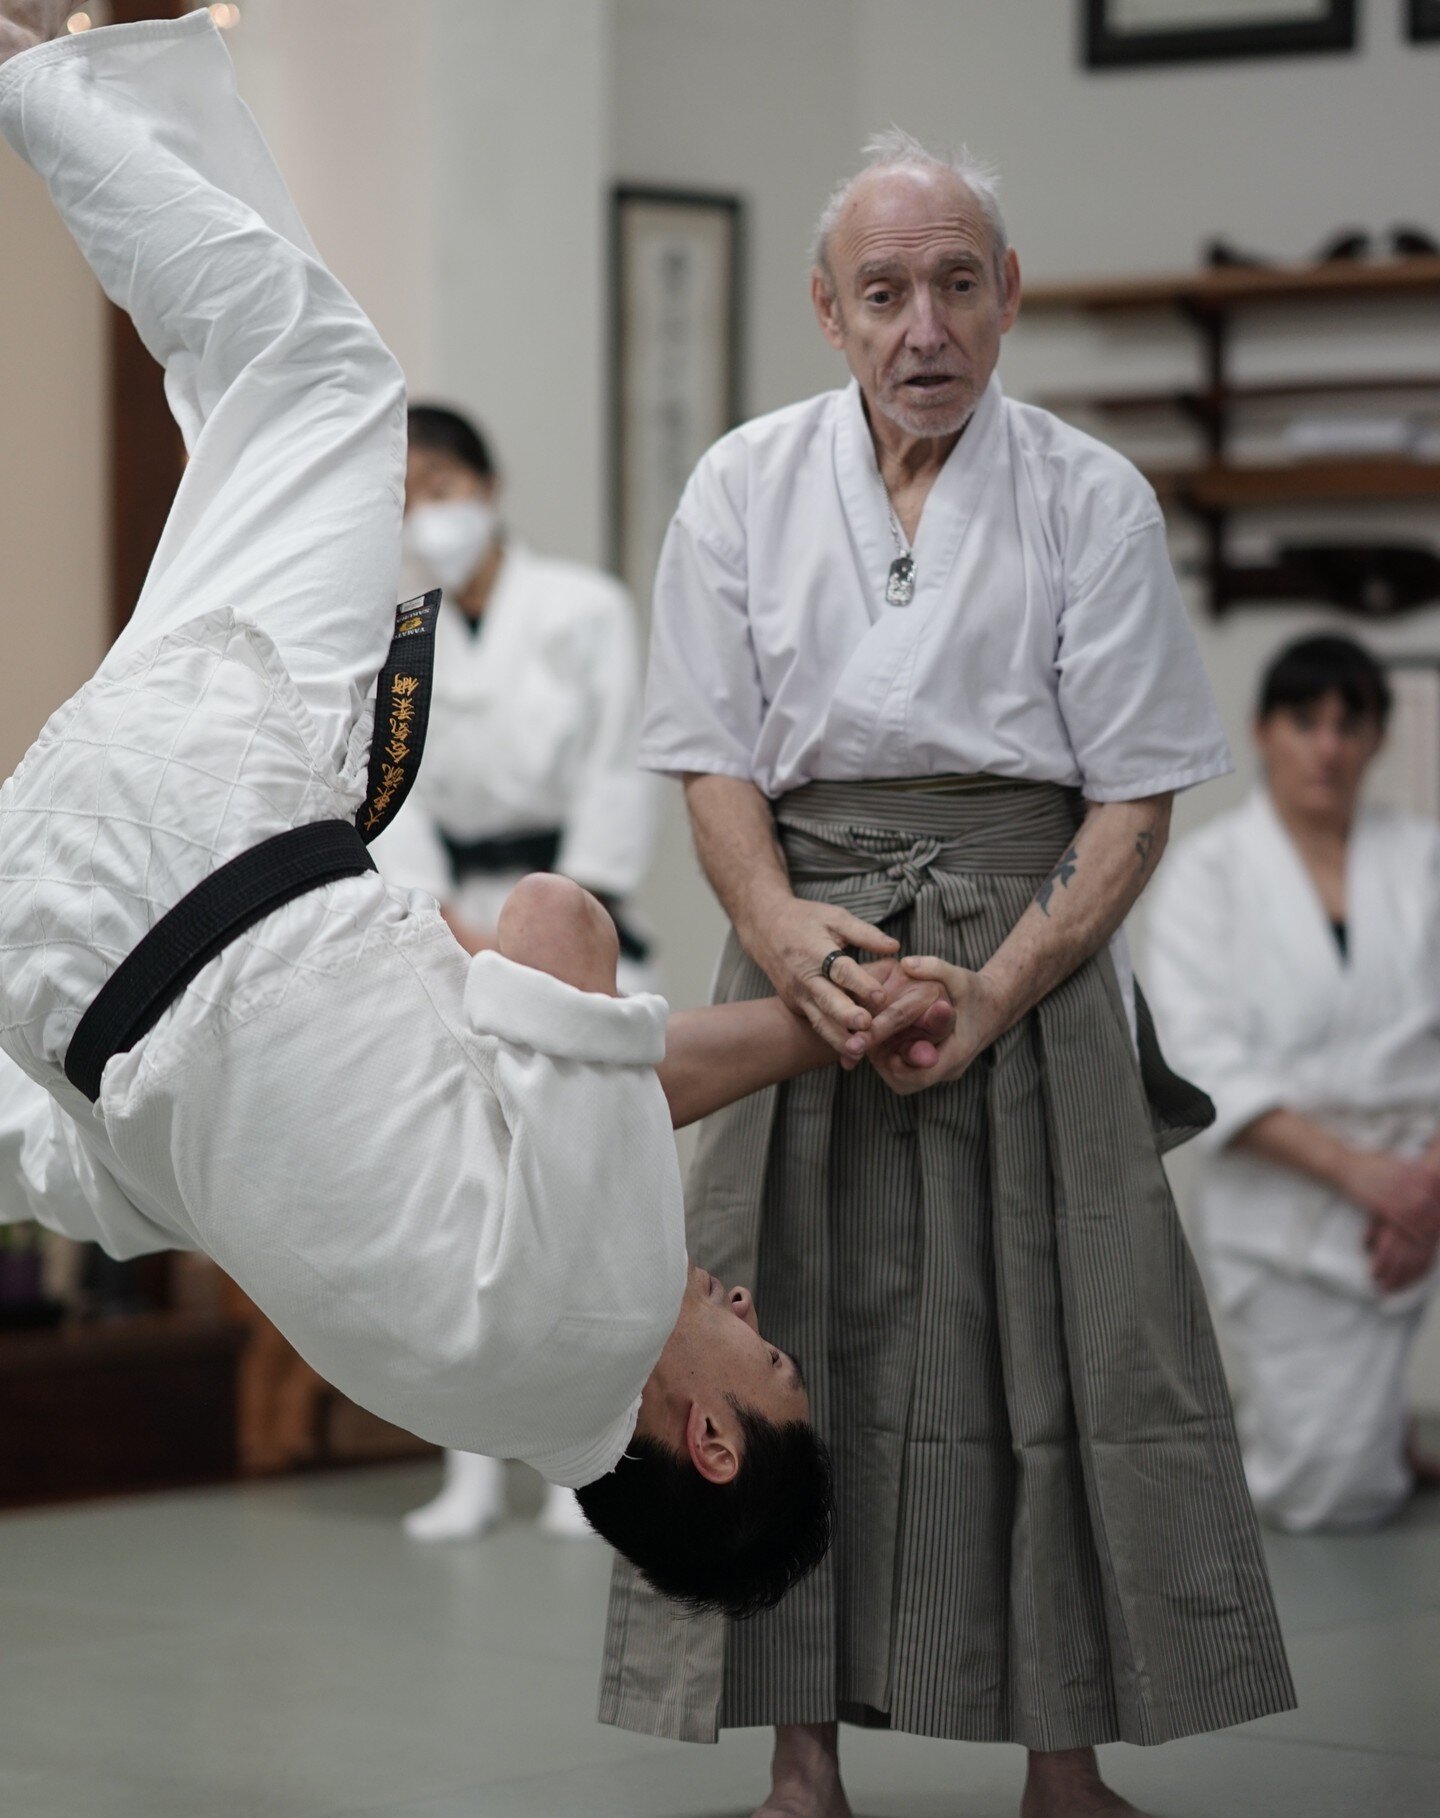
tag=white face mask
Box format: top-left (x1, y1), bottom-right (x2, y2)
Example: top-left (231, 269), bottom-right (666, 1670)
top-left (404, 498), bottom-right (498, 593)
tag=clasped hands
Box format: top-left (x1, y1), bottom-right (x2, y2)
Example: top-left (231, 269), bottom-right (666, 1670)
top-left (749, 897), bottom-right (1003, 1096)
top-left (1341, 1147), bottom-right (1440, 1296)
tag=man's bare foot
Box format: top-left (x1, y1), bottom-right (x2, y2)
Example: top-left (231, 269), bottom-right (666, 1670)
top-left (0, 2), bottom-right (73, 70)
top-left (753, 1723), bottom-right (853, 1818)
top-left (1021, 1747), bottom-right (1156, 1818)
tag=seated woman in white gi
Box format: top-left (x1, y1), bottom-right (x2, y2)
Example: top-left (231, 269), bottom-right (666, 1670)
top-left (0, 2), bottom-right (945, 1616)
top-left (374, 403), bottom-right (660, 1541)
top-left (1148, 635), bottom-right (1440, 1532)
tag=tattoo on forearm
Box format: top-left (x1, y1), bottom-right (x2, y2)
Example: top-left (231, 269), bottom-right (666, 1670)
top-left (1135, 829), bottom-right (1156, 872)
top-left (1036, 846), bottom-right (1080, 917)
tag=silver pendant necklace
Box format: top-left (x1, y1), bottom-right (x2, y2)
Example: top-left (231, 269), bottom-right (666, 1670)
top-left (882, 495), bottom-right (916, 607)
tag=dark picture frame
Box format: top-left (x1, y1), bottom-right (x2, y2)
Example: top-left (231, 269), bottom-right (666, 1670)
top-left (1084, 0), bottom-right (1357, 67)
top-left (1409, 0), bottom-right (1440, 43)
top-left (609, 186), bottom-right (744, 614)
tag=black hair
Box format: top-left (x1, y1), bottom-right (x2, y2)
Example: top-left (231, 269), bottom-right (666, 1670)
top-left (407, 402), bottom-right (497, 483)
top-left (575, 1404), bottom-right (834, 1620)
top-left (1257, 634), bottom-right (1392, 730)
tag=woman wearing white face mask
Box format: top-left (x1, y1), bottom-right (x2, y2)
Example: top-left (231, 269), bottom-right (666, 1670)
top-left (375, 404), bottom-right (661, 1542)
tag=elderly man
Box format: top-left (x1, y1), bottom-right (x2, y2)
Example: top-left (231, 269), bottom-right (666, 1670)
top-left (599, 131), bottom-right (1294, 1818)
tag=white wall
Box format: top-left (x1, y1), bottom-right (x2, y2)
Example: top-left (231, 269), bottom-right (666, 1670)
top-left (428, 0), bottom-right (613, 568)
top-left (231, 0), bottom-right (611, 564)
top-left (227, 0), bottom-right (439, 390)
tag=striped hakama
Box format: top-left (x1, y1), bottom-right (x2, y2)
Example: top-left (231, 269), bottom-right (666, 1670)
top-left (599, 776), bottom-right (1295, 1747)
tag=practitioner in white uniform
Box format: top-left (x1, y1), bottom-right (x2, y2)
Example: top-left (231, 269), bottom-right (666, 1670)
top-left (1149, 635), bottom-right (1440, 1532)
top-left (381, 405), bottom-right (657, 985)
top-left (376, 404), bottom-right (659, 1540)
top-left (0, 3), bottom-right (950, 1613)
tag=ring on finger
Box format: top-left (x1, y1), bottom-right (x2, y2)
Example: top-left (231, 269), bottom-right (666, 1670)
top-left (820, 948), bottom-right (848, 983)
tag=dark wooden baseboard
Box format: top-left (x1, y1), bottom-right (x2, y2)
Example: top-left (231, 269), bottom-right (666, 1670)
top-left (0, 1313), bottom-right (244, 1509)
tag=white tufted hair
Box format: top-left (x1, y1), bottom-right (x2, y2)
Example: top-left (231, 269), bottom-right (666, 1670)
top-left (811, 127), bottom-right (1007, 289)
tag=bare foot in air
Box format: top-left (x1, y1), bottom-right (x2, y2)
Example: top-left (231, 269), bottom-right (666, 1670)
top-left (753, 1723), bottom-right (853, 1818)
top-left (1021, 1748), bottom-right (1156, 1818)
top-left (0, 1), bottom-right (73, 70)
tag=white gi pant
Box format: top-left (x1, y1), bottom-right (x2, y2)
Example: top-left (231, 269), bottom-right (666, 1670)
top-left (1220, 1260), bottom-right (1426, 1533)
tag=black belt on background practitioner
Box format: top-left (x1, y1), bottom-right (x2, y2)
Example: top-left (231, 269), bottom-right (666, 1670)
top-left (64, 592), bottom-right (441, 1104)
top-left (439, 827), bottom-right (652, 966)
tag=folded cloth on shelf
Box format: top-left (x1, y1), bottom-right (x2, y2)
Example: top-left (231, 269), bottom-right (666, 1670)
top-left (1284, 414), bottom-right (1418, 459)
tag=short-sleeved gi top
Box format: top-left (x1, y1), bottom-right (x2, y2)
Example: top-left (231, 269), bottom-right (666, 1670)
top-left (640, 374), bottom-right (1231, 800)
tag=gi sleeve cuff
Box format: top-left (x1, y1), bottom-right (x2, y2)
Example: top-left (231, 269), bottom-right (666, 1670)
top-left (464, 951), bottom-right (668, 1065)
top-left (1198, 1075), bottom-right (1287, 1154)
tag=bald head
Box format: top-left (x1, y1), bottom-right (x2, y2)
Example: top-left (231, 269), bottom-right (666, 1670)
top-left (812, 129), bottom-right (1007, 295)
top-left (809, 135), bottom-right (1020, 445)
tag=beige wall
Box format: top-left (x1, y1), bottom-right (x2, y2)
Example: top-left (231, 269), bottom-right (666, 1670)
top-left (0, 149), bottom-right (105, 779)
top-left (227, 0), bottom-right (439, 392)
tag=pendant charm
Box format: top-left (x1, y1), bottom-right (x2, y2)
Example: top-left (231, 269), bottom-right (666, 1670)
top-left (885, 554), bottom-right (916, 607)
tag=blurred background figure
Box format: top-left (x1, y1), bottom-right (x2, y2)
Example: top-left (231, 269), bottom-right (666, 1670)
top-left (1149, 635), bottom-right (1440, 1534)
top-left (373, 403), bottom-right (659, 1543)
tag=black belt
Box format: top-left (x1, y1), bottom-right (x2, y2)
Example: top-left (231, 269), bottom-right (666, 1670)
top-left (439, 827), bottom-right (652, 966)
top-left (64, 591), bottom-right (440, 1104)
top-left (441, 827), bottom-right (562, 879)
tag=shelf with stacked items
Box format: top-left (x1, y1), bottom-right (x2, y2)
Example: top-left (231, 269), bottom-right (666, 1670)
top-left (1020, 257), bottom-right (1440, 614)
top-left (1022, 253), bottom-right (1440, 316)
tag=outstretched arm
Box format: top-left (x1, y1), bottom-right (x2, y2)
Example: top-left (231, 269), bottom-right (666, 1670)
top-left (493, 873), bottom-right (951, 1127)
top-left (656, 999), bottom-right (831, 1129)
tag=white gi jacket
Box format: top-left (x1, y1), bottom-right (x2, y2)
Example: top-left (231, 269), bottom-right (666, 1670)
top-left (640, 374), bottom-right (1231, 803)
top-left (1146, 789), bottom-right (1440, 1310)
top-left (0, 14), bottom-right (686, 1489)
top-left (640, 373), bottom-right (1232, 1031)
top-left (372, 547), bottom-right (657, 913)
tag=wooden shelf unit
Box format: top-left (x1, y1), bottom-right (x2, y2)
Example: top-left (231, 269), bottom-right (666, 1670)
top-left (1153, 459), bottom-right (1440, 511)
top-left (1039, 373), bottom-right (1440, 426)
top-left (1020, 257), bottom-right (1440, 614)
top-left (1023, 254), bottom-right (1440, 316)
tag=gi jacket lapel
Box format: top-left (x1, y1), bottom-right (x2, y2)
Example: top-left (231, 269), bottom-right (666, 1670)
top-left (1333, 806), bottom-right (1405, 1043)
top-left (1241, 788), bottom-right (1346, 1050)
top-left (833, 375), bottom-right (1003, 617)
top-left (909, 373), bottom-right (1004, 600)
